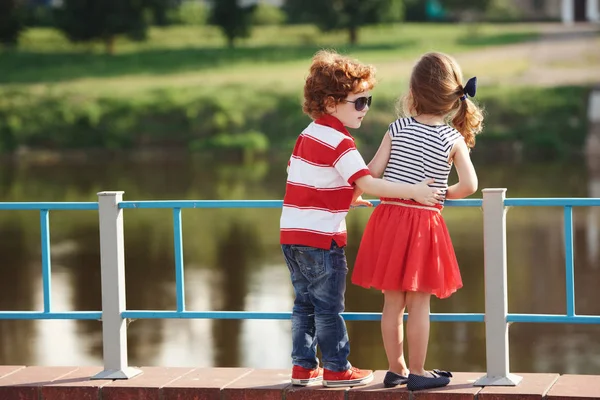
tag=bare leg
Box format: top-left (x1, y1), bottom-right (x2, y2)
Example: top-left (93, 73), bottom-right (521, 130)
top-left (381, 290), bottom-right (409, 376)
top-left (405, 291), bottom-right (431, 376)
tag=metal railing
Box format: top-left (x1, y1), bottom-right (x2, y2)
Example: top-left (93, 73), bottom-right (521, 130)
top-left (0, 189), bottom-right (598, 385)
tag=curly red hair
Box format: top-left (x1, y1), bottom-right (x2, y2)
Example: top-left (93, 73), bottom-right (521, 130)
top-left (303, 50), bottom-right (376, 120)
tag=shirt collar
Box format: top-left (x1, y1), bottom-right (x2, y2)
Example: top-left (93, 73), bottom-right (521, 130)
top-left (314, 114), bottom-right (353, 139)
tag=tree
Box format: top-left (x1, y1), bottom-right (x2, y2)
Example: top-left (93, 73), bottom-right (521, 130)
top-left (210, 0), bottom-right (255, 48)
top-left (146, 0), bottom-right (183, 26)
top-left (0, 0), bottom-right (25, 47)
top-left (54, 0), bottom-right (151, 55)
top-left (284, 0), bottom-right (404, 45)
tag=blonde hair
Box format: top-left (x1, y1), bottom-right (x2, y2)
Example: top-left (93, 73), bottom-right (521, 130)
top-left (303, 50), bottom-right (376, 120)
top-left (399, 52), bottom-right (484, 148)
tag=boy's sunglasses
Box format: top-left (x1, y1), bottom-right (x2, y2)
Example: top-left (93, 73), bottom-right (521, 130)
top-left (345, 96), bottom-right (372, 112)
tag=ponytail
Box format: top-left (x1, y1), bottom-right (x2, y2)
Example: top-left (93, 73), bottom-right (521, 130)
top-left (452, 98), bottom-right (484, 148)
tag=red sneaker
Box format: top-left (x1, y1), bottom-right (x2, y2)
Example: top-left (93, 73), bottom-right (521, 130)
top-left (323, 366), bottom-right (374, 387)
top-left (291, 365), bottom-right (323, 386)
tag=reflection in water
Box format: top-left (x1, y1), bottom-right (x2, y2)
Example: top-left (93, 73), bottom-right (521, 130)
top-left (0, 157), bottom-right (598, 374)
top-left (0, 219), bottom-right (36, 364)
top-left (61, 222), bottom-right (103, 359)
top-left (123, 217), bottom-right (179, 366)
top-left (34, 271), bottom-right (99, 366)
top-left (211, 221), bottom-right (258, 367)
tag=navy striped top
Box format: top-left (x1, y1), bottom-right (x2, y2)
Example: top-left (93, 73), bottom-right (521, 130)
top-left (383, 117), bottom-right (463, 202)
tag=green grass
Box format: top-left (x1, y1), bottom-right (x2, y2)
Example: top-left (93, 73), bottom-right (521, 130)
top-left (0, 22), bottom-right (592, 158)
top-left (1, 23), bottom-right (540, 85)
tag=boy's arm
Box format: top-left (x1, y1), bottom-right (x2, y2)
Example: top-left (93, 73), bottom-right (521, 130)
top-left (350, 132), bottom-right (391, 207)
top-left (333, 139), bottom-right (440, 206)
top-left (367, 132), bottom-right (392, 178)
top-left (354, 175), bottom-right (440, 206)
top-left (446, 140), bottom-right (478, 199)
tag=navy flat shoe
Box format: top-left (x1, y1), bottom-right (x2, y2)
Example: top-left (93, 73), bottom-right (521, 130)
top-left (383, 371), bottom-right (408, 387)
top-left (407, 370), bottom-right (451, 391)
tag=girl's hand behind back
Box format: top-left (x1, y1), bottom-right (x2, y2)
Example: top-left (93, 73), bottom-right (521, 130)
top-left (412, 179), bottom-right (442, 206)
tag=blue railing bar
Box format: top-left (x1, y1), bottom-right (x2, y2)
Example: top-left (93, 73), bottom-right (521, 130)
top-left (507, 314), bottom-right (600, 324)
top-left (122, 311), bottom-right (485, 322)
top-left (0, 202), bottom-right (98, 210)
top-left (444, 199), bottom-right (482, 207)
top-left (505, 198), bottom-right (600, 207)
top-left (0, 312), bottom-right (101, 320)
top-left (120, 200), bottom-right (285, 209)
top-left (173, 208), bottom-right (186, 312)
top-left (40, 210), bottom-right (52, 313)
top-left (119, 199), bottom-right (482, 210)
top-left (564, 206), bottom-right (576, 317)
top-left (2, 198), bottom-right (599, 211)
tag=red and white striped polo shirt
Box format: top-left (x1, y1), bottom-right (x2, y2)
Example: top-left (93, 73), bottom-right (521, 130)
top-left (280, 115), bottom-right (371, 249)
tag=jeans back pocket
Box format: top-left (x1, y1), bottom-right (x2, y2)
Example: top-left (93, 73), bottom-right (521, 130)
top-left (292, 246), bottom-right (326, 279)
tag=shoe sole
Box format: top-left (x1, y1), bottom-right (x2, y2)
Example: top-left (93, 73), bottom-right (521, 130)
top-left (291, 377), bottom-right (323, 386)
top-left (323, 373), bottom-right (374, 388)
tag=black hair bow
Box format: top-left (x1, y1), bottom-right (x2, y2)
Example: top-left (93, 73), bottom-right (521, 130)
top-left (461, 77), bottom-right (477, 100)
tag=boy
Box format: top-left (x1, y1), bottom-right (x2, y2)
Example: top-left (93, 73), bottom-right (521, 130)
top-left (280, 50), bottom-right (440, 387)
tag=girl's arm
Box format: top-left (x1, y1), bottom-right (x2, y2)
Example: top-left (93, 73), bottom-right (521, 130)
top-left (351, 131), bottom-right (392, 206)
top-left (368, 131), bottom-right (392, 178)
top-left (446, 139), bottom-right (478, 199)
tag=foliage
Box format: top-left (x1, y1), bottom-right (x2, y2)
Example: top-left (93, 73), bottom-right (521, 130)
top-left (442, 0), bottom-right (492, 12)
top-left (0, 0), bottom-right (25, 46)
top-left (442, 0), bottom-right (492, 21)
top-left (54, 0), bottom-right (151, 54)
top-left (283, 0), bottom-right (404, 44)
top-left (175, 1), bottom-right (208, 25)
top-left (23, 3), bottom-right (55, 27)
top-left (0, 85), bottom-right (589, 160)
top-left (404, 0), bottom-right (429, 22)
top-left (209, 0), bottom-right (254, 48)
top-left (145, 0), bottom-right (183, 26)
top-left (484, 0), bottom-right (523, 22)
top-left (251, 2), bottom-right (286, 26)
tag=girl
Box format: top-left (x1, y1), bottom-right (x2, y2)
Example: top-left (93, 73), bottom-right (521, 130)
top-left (351, 52), bottom-right (483, 391)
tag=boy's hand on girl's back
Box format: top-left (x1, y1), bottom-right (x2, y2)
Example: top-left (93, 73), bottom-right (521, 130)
top-left (351, 186), bottom-right (373, 207)
top-left (412, 178), bottom-right (442, 206)
top-left (351, 195), bottom-right (373, 208)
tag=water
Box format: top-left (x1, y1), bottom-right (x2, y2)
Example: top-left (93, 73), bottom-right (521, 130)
top-left (0, 155), bottom-right (599, 375)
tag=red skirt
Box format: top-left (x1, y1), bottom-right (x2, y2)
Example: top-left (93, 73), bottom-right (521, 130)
top-left (351, 198), bottom-right (462, 299)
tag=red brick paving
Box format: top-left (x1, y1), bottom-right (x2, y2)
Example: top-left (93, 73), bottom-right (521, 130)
top-left (348, 370), bottom-right (410, 400)
top-left (546, 374), bottom-right (600, 399)
top-left (102, 366), bottom-right (195, 400)
top-left (0, 366), bottom-right (24, 379)
top-left (0, 366), bottom-right (78, 400)
top-left (41, 366), bottom-right (113, 400)
top-left (162, 367), bottom-right (252, 400)
top-left (0, 367), bottom-right (597, 399)
top-left (221, 368), bottom-right (291, 400)
top-left (411, 372), bottom-right (484, 400)
top-left (478, 373), bottom-right (560, 400)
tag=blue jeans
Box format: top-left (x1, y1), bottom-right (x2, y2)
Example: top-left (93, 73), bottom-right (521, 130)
top-left (281, 242), bottom-right (351, 372)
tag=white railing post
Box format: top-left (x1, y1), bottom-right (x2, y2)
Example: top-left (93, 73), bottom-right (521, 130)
top-left (474, 189), bottom-right (522, 387)
top-left (586, 0), bottom-right (599, 22)
top-left (92, 191), bottom-right (142, 380)
top-left (562, 0), bottom-right (574, 24)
